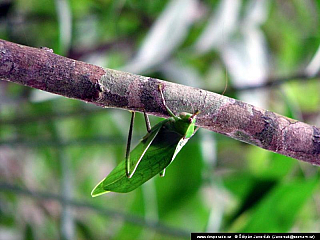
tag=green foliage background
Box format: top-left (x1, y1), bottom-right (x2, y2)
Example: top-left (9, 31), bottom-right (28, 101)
top-left (0, 0), bottom-right (320, 239)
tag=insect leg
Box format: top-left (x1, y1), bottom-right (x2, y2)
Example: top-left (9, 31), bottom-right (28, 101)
top-left (144, 111), bottom-right (151, 133)
top-left (158, 84), bottom-right (176, 118)
top-left (159, 168), bottom-right (166, 177)
top-left (126, 111), bottom-right (135, 178)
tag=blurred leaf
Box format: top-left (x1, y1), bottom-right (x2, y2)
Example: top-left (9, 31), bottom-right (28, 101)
top-left (194, 0), bottom-right (240, 53)
top-left (226, 178), bottom-right (277, 226)
top-left (24, 223), bottom-right (35, 240)
top-left (237, 177), bottom-right (319, 232)
top-left (156, 137), bottom-right (204, 217)
top-left (123, 0), bottom-right (197, 73)
top-left (76, 219), bottom-right (95, 240)
top-left (283, 80), bottom-right (320, 112)
top-left (247, 148), bottom-right (295, 178)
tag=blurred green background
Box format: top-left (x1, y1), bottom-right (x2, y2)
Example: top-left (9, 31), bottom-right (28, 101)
top-left (0, 0), bottom-right (320, 239)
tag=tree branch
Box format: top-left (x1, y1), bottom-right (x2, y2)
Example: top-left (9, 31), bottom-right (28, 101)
top-left (0, 39), bottom-right (319, 165)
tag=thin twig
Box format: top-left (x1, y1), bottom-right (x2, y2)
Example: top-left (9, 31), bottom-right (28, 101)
top-left (225, 73), bottom-right (317, 93)
top-left (0, 136), bottom-right (126, 148)
top-left (0, 107), bottom-right (104, 125)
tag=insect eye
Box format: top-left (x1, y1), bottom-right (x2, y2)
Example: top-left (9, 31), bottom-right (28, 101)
top-left (179, 112), bottom-right (186, 118)
top-left (179, 112), bottom-right (192, 119)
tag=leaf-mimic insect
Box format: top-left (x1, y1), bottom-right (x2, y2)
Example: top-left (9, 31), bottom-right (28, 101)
top-left (91, 84), bottom-right (199, 196)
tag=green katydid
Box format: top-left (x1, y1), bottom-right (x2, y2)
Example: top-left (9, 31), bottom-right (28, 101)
top-left (91, 84), bottom-right (199, 196)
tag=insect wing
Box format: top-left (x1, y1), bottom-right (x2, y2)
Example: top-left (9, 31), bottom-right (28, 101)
top-left (171, 137), bottom-right (190, 163)
top-left (91, 121), bottom-right (164, 196)
top-left (92, 122), bottom-right (183, 194)
top-left (127, 120), bottom-right (164, 177)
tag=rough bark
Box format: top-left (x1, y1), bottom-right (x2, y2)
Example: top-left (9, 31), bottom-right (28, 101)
top-left (0, 39), bottom-right (319, 165)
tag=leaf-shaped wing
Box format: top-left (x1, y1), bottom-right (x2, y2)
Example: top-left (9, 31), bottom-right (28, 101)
top-left (127, 120), bottom-right (165, 177)
top-left (91, 122), bottom-right (185, 195)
